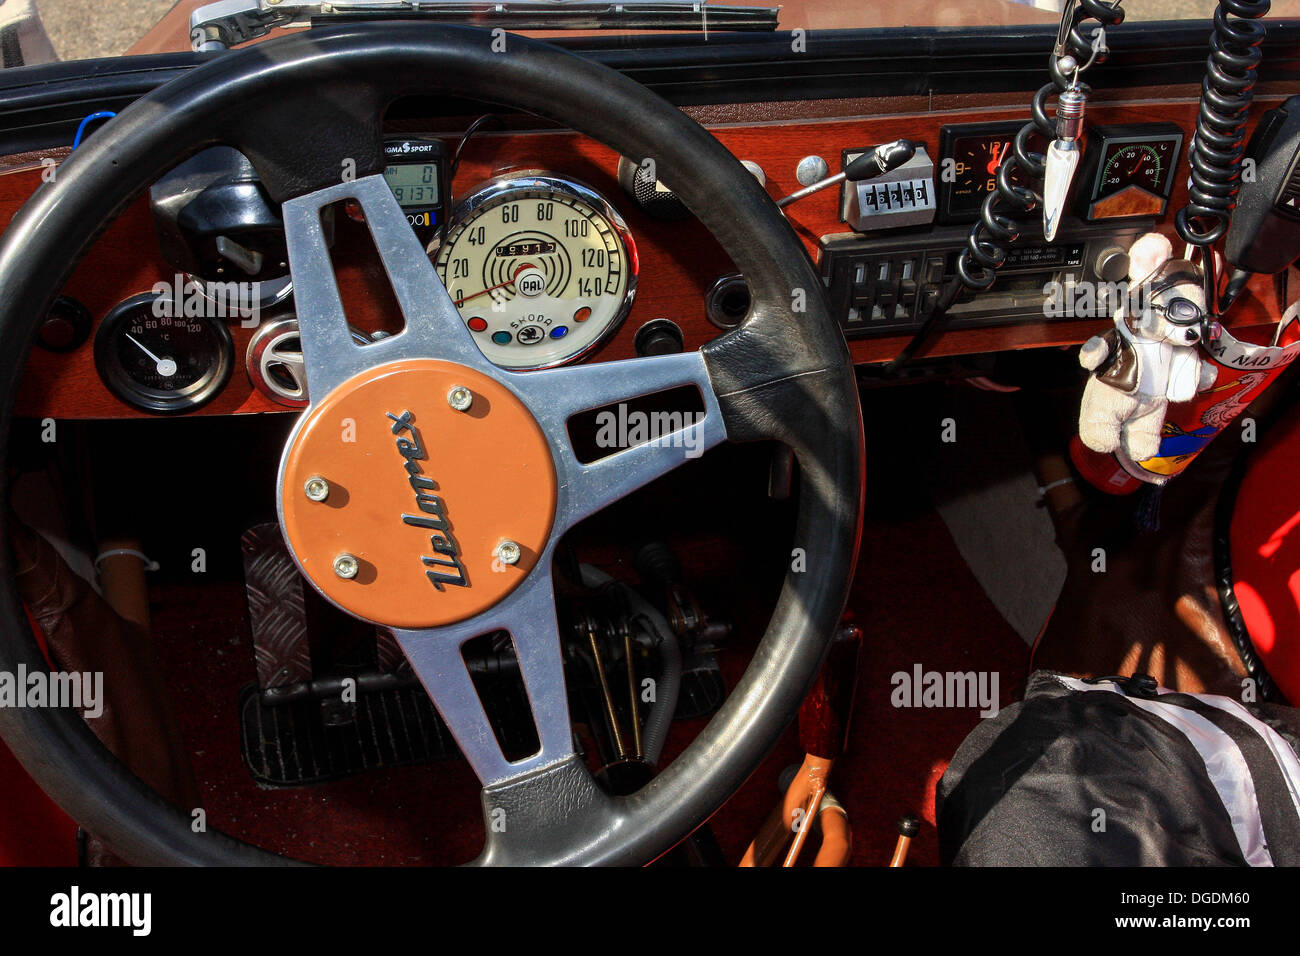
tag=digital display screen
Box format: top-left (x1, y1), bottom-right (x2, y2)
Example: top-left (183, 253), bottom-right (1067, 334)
top-left (383, 163), bottom-right (440, 207)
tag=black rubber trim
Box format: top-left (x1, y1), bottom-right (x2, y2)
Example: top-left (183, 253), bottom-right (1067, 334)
top-left (0, 24), bottom-right (863, 866)
top-left (0, 26), bottom-right (23, 71)
top-left (2, 21), bottom-right (1300, 154)
top-left (1214, 446), bottom-right (1282, 703)
top-left (0, 53), bottom-right (214, 155)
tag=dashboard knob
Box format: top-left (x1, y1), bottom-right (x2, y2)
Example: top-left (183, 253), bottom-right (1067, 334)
top-left (37, 296), bottom-right (91, 352)
top-left (634, 319), bottom-right (684, 357)
top-left (1095, 246), bottom-right (1130, 283)
top-left (705, 273), bottom-right (751, 330)
top-left (796, 155), bottom-right (829, 186)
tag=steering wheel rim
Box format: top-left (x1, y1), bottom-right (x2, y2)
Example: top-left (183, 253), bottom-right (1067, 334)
top-left (0, 24), bottom-right (864, 865)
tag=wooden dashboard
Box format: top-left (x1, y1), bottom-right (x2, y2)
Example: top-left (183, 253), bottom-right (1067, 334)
top-left (6, 83), bottom-right (1292, 419)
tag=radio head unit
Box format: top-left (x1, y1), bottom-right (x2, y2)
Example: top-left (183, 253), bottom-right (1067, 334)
top-left (819, 221), bottom-right (1147, 339)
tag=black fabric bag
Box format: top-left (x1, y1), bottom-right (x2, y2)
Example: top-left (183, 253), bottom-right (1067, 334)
top-left (937, 670), bottom-right (1300, 866)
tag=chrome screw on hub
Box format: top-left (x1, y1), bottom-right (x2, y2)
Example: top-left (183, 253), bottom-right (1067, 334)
top-left (333, 553), bottom-right (360, 579)
top-left (447, 385), bottom-right (473, 412)
top-left (304, 476), bottom-right (330, 502)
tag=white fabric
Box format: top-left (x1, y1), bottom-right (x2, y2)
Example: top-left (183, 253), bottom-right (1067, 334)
top-left (1166, 345), bottom-right (1203, 402)
top-left (1128, 335), bottom-right (1201, 404)
top-left (1184, 693), bottom-right (1300, 826)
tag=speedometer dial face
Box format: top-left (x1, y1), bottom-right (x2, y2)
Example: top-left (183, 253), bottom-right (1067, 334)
top-left (433, 175), bottom-right (637, 369)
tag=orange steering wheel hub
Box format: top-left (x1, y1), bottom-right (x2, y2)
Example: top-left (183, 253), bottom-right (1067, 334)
top-left (279, 358), bottom-right (557, 630)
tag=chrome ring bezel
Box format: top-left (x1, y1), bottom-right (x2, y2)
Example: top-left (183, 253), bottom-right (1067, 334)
top-left (430, 171), bottom-right (638, 371)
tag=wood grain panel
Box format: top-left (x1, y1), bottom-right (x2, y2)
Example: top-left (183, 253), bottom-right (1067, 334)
top-left (7, 91), bottom-right (1291, 419)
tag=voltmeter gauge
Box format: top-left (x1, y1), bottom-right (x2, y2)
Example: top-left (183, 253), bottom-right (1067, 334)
top-left (431, 174), bottom-right (637, 370)
top-left (94, 291), bottom-right (234, 414)
top-left (1083, 124), bottom-right (1184, 221)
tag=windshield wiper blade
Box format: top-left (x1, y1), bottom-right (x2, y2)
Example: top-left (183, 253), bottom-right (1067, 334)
top-left (191, 0), bottom-right (780, 50)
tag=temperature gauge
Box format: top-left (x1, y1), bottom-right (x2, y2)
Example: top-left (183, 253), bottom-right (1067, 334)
top-left (94, 291), bottom-right (234, 414)
top-left (1084, 125), bottom-right (1183, 221)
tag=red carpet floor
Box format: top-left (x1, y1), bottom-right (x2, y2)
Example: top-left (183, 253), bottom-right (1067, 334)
top-left (147, 496), bottom-right (1030, 866)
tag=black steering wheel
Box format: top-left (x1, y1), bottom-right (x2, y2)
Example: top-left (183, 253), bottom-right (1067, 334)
top-left (0, 24), bottom-right (863, 865)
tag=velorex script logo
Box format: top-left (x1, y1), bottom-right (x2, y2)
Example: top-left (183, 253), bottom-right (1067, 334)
top-left (388, 408), bottom-right (469, 591)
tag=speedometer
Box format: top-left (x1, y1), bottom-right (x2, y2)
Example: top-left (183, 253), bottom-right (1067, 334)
top-left (432, 174), bottom-right (637, 369)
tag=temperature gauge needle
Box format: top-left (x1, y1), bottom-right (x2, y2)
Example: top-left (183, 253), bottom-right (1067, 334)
top-left (125, 332), bottom-right (177, 378)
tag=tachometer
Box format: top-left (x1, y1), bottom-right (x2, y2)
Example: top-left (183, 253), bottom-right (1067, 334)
top-left (432, 174), bottom-right (637, 369)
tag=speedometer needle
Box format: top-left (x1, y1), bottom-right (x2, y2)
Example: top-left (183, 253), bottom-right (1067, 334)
top-left (454, 278), bottom-right (515, 307)
top-left (125, 333), bottom-right (177, 378)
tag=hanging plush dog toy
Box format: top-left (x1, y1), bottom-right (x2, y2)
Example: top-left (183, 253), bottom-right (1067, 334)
top-left (1077, 232), bottom-right (1217, 463)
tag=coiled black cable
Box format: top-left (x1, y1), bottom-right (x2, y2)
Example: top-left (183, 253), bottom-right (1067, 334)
top-left (959, 0), bottom-right (1126, 291)
top-left (1175, 0), bottom-right (1270, 247)
top-left (884, 0), bottom-right (1125, 373)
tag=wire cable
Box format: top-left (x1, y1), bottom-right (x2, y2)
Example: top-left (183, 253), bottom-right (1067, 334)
top-left (1175, 0), bottom-right (1271, 248)
top-left (885, 1), bottom-right (1126, 372)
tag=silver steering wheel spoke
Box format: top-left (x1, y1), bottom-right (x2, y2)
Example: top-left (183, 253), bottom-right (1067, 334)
top-left (508, 351), bottom-right (728, 532)
top-left (281, 174), bottom-right (491, 395)
top-left (391, 556), bottom-right (577, 788)
top-left (275, 172), bottom-right (730, 837)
